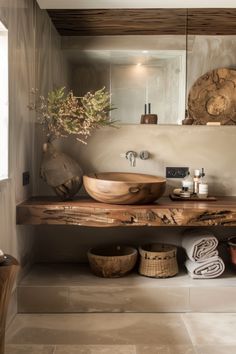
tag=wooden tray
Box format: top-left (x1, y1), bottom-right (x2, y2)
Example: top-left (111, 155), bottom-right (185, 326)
top-left (169, 194), bottom-right (217, 202)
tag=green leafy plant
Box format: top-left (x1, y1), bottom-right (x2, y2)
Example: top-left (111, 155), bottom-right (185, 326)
top-left (29, 87), bottom-right (115, 144)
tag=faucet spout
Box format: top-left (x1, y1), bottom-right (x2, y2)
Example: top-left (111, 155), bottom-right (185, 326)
top-left (126, 151), bottom-right (137, 167)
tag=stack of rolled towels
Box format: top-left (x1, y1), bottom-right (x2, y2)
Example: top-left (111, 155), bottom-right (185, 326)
top-left (181, 230), bottom-right (225, 279)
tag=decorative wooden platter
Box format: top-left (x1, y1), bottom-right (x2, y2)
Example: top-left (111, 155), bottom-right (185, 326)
top-left (169, 194), bottom-right (217, 202)
top-left (188, 68), bottom-right (236, 125)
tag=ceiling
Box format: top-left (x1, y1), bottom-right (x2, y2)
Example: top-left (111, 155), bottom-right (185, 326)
top-left (37, 1), bottom-right (236, 9)
top-left (37, 0), bottom-right (236, 36)
top-left (47, 9), bottom-right (236, 36)
top-left (47, 9), bottom-right (187, 36)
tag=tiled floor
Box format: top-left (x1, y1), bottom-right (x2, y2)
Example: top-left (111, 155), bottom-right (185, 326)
top-left (5, 313), bottom-right (236, 353)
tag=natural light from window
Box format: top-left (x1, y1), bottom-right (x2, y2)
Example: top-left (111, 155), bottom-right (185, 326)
top-left (0, 21), bottom-right (8, 181)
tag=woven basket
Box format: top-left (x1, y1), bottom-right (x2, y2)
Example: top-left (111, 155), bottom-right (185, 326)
top-left (88, 245), bottom-right (138, 278)
top-left (139, 243), bottom-right (178, 278)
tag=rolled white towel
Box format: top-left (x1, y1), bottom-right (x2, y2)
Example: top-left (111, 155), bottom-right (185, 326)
top-left (185, 256), bottom-right (225, 279)
top-left (182, 230), bottom-right (218, 262)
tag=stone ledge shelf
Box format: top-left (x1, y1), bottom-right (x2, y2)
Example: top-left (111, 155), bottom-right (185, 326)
top-left (18, 263), bottom-right (236, 313)
top-left (16, 196), bottom-right (236, 227)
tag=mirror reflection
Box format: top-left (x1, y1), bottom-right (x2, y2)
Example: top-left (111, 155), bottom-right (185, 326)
top-left (63, 36), bottom-right (186, 125)
top-left (57, 9), bottom-right (236, 125)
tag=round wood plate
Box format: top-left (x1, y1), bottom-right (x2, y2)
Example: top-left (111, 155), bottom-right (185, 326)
top-left (188, 68), bottom-right (236, 125)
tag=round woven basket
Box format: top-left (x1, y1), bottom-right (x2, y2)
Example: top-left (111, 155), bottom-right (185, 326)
top-left (139, 243), bottom-right (178, 278)
top-left (88, 245), bottom-right (138, 278)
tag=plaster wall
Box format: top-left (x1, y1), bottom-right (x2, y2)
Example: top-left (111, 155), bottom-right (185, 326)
top-left (0, 0), bottom-right (36, 324)
top-left (0, 0), bottom-right (35, 275)
top-left (35, 34), bottom-right (236, 263)
top-left (0, 0), bottom-right (68, 322)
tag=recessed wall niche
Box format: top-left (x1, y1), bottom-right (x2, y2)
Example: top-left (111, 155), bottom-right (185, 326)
top-left (47, 8), bottom-right (236, 125)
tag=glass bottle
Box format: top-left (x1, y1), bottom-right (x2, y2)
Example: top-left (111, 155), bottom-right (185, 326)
top-left (197, 168), bottom-right (208, 198)
top-left (182, 169), bottom-right (193, 194)
top-left (193, 169), bottom-right (201, 195)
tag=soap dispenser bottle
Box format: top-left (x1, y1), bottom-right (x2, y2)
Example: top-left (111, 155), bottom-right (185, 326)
top-left (182, 169), bottom-right (193, 194)
top-left (197, 168), bottom-right (208, 198)
top-left (193, 169), bottom-right (201, 195)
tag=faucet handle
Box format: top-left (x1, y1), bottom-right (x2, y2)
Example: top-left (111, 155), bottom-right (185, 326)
top-left (139, 150), bottom-right (150, 160)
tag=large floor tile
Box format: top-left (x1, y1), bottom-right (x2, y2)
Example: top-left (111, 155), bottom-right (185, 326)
top-left (182, 313), bottom-right (236, 345)
top-left (136, 345), bottom-right (196, 354)
top-left (190, 288), bottom-right (236, 312)
top-left (6, 314), bottom-right (192, 345)
top-left (195, 345), bottom-right (236, 354)
top-left (5, 345), bottom-right (55, 354)
top-left (54, 345), bottom-right (136, 353)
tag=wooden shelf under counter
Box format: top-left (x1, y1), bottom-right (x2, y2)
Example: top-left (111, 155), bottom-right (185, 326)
top-left (16, 196), bottom-right (236, 227)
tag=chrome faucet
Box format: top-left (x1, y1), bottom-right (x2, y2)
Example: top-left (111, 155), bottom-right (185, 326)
top-left (126, 151), bottom-right (137, 167)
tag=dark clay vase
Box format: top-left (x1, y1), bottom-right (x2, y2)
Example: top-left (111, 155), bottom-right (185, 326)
top-left (40, 142), bottom-right (83, 200)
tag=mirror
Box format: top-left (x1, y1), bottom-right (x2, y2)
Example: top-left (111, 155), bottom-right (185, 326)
top-left (64, 44), bottom-right (186, 125)
top-left (52, 8), bottom-right (236, 125)
top-left (61, 9), bottom-right (187, 125)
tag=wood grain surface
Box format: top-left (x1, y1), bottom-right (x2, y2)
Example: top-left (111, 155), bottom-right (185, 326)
top-left (88, 246), bottom-right (137, 278)
top-left (16, 196), bottom-right (236, 227)
top-left (188, 68), bottom-right (236, 125)
top-left (47, 9), bottom-right (187, 36)
top-left (83, 172), bottom-right (166, 205)
top-left (0, 256), bottom-right (19, 354)
top-left (188, 9), bottom-right (236, 35)
top-left (47, 8), bottom-right (236, 36)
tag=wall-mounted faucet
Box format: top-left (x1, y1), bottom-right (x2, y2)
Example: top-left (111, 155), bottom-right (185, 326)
top-left (126, 151), bottom-right (137, 167)
top-left (120, 150), bottom-right (150, 167)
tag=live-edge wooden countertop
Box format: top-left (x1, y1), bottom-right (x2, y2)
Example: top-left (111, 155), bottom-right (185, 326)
top-left (16, 196), bottom-right (236, 227)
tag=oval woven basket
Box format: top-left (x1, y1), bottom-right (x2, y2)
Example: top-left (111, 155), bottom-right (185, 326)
top-left (139, 243), bottom-right (178, 278)
top-left (88, 245), bottom-right (138, 278)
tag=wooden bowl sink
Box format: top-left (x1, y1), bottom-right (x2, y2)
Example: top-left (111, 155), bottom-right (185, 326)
top-left (83, 172), bottom-right (166, 204)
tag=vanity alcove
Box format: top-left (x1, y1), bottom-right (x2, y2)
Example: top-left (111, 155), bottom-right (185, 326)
top-left (17, 7), bottom-right (236, 314)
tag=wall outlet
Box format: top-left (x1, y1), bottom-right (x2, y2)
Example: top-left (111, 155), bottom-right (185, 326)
top-left (23, 171), bottom-right (30, 186)
top-left (166, 167), bottom-right (189, 179)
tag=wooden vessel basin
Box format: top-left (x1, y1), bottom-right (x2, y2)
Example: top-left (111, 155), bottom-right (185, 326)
top-left (83, 172), bottom-right (166, 204)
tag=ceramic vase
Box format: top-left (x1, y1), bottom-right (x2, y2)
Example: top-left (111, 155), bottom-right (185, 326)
top-left (40, 142), bottom-right (83, 200)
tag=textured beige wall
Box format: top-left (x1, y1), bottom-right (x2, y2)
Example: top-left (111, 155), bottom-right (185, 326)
top-left (0, 0), bottom-right (36, 324)
top-left (0, 0), bottom-right (69, 322)
top-left (35, 33), bottom-right (236, 263)
top-left (0, 0), bottom-right (35, 267)
top-left (187, 35), bottom-right (236, 92)
top-left (58, 124), bottom-right (236, 197)
top-left (34, 4), bottom-right (70, 196)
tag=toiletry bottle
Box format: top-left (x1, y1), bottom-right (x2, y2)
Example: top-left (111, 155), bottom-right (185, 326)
top-left (197, 168), bottom-right (208, 198)
top-left (182, 169), bottom-right (193, 194)
top-left (193, 169), bottom-right (201, 194)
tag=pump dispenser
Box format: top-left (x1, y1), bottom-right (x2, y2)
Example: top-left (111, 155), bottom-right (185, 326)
top-left (197, 168), bottom-right (208, 198)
